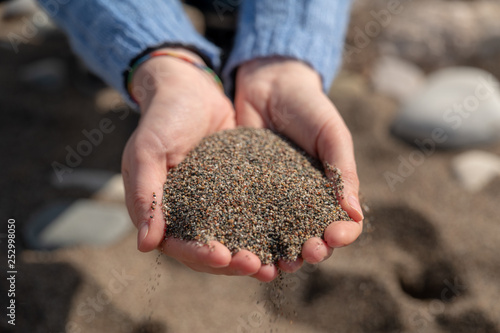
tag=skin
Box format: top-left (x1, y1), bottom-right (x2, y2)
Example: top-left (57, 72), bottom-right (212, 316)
top-left (122, 48), bottom-right (364, 282)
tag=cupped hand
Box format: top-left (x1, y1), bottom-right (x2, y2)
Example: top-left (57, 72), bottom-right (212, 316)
top-left (234, 57), bottom-right (364, 275)
top-left (121, 49), bottom-right (278, 282)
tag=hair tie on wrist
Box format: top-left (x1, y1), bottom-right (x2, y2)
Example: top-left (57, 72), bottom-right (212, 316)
top-left (126, 50), bottom-right (224, 104)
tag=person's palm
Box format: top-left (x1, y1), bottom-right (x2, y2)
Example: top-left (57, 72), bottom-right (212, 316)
top-left (122, 52), bottom-right (282, 281)
top-left (122, 52), bottom-right (363, 282)
top-left (234, 58), bottom-right (364, 268)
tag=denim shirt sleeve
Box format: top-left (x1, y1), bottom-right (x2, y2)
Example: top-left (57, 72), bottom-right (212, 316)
top-left (37, 0), bottom-right (350, 102)
top-left (37, 0), bottom-right (221, 104)
top-left (223, 0), bottom-right (352, 92)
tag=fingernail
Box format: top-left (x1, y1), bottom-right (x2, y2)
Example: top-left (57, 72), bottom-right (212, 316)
top-left (137, 222), bottom-right (149, 248)
top-left (348, 195), bottom-right (364, 221)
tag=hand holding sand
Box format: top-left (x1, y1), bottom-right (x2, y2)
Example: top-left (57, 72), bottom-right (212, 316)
top-left (121, 48), bottom-right (282, 281)
top-left (122, 50), bottom-right (363, 282)
top-left (234, 57), bottom-right (364, 267)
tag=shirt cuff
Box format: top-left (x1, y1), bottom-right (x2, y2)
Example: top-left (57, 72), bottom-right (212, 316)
top-left (222, 0), bottom-right (352, 93)
top-left (38, 0), bottom-right (221, 107)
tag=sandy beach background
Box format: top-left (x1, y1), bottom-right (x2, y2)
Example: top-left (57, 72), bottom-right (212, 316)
top-left (1, 0), bottom-right (500, 332)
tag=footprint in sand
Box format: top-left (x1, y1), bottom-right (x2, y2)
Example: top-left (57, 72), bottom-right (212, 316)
top-left (369, 205), bottom-right (466, 302)
top-left (273, 268), bottom-right (404, 333)
top-left (264, 205), bottom-right (498, 332)
top-left (436, 310), bottom-right (499, 333)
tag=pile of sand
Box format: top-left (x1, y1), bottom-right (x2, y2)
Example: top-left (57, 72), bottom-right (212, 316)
top-left (162, 128), bottom-right (350, 264)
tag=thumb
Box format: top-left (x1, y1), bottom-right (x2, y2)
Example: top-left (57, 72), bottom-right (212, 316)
top-left (234, 89), bottom-right (267, 128)
top-left (316, 113), bottom-right (364, 248)
top-left (317, 115), bottom-right (363, 222)
top-left (122, 136), bottom-right (167, 252)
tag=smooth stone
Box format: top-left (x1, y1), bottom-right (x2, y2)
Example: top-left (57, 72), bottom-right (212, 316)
top-left (51, 170), bottom-right (125, 203)
top-left (371, 56), bottom-right (426, 102)
top-left (451, 151), bottom-right (500, 192)
top-left (92, 174), bottom-right (125, 203)
top-left (19, 57), bottom-right (67, 91)
top-left (50, 169), bottom-right (116, 192)
top-left (183, 3), bottom-right (205, 34)
top-left (392, 67), bottom-right (500, 148)
top-left (24, 199), bottom-right (133, 250)
top-left (329, 70), bottom-right (369, 101)
top-left (94, 87), bottom-right (126, 113)
top-left (0, 5), bottom-right (58, 47)
top-left (378, 1), bottom-right (500, 69)
top-left (2, 0), bottom-right (38, 20)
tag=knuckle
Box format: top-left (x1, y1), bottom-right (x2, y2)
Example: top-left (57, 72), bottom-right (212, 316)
top-left (341, 169), bottom-right (360, 190)
top-left (125, 189), bottom-right (152, 225)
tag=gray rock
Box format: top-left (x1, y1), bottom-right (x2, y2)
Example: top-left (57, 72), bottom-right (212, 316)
top-left (2, 0), bottom-right (38, 20)
top-left (19, 57), bottom-right (67, 91)
top-left (94, 87), bottom-right (126, 113)
top-left (329, 70), bottom-right (369, 101)
top-left (183, 3), bottom-right (205, 35)
top-left (0, 3), bottom-right (58, 48)
top-left (50, 170), bottom-right (125, 203)
top-left (452, 150), bottom-right (500, 192)
top-left (50, 169), bottom-right (116, 192)
top-left (377, 1), bottom-right (500, 69)
top-left (371, 56), bottom-right (426, 102)
top-left (392, 67), bottom-right (500, 148)
top-left (24, 200), bottom-right (133, 250)
top-left (92, 174), bottom-right (125, 203)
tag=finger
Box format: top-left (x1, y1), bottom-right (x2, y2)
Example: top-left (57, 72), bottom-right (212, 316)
top-left (162, 238), bottom-right (232, 268)
top-left (324, 220), bottom-right (363, 248)
top-left (251, 264), bottom-right (279, 282)
top-left (234, 89), bottom-right (267, 128)
top-left (318, 116), bottom-right (364, 246)
top-left (301, 237), bottom-right (333, 264)
top-left (265, 86), bottom-right (363, 222)
top-left (278, 258), bottom-right (303, 273)
top-left (122, 136), bottom-right (168, 252)
top-left (227, 250), bottom-right (262, 275)
top-left (314, 105), bottom-right (364, 247)
top-left (181, 249), bottom-right (262, 276)
top-left (313, 104), bottom-right (363, 222)
top-left (316, 114), bottom-right (363, 223)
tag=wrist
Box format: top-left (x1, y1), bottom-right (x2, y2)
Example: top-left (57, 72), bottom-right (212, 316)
top-left (237, 57), bottom-right (322, 91)
top-left (129, 48), bottom-right (213, 111)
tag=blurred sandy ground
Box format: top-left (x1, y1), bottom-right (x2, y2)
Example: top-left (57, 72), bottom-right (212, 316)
top-left (1, 0), bottom-right (500, 332)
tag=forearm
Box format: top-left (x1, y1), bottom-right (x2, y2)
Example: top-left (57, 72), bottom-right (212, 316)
top-left (37, 0), bottom-right (220, 104)
top-left (223, 0), bottom-right (352, 92)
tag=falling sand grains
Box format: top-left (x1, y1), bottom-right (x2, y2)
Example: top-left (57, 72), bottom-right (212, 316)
top-left (162, 128), bottom-right (351, 264)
